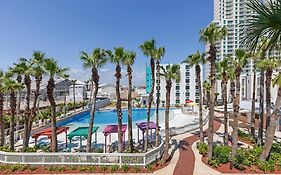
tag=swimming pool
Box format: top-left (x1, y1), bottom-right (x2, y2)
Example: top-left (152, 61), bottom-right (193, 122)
top-left (57, 108), bottom-right (168, 132)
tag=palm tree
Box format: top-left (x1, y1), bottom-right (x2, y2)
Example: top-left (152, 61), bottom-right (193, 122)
top-left (16, 58), bottom-right (33, 150)
top-left (199, 22), bottom-right (227, 160)
top-left (259, 73), bottom-right (281, 160)
top-left (108, 47), bottom-right (125, 153)
top-left (61, 74), bottom-right (69, 117)
top-left (28, 51), bottom-right (46, 146)
top-left (0, 71), bottom-right (4, 146)
top-left (43, 58), bottom-right (68, 152)
top-left (217, 56), bottom-right (232, 145)
top-left (231, 49), bottom-right (249, 165)
top-left (160, 64), bottom-right (181, 162)
top-left (257, 58), bottom-right (281, 130)
top-left (70, 80), bottom-right (77, 113)
top-left (139, 39), bottom-right (156, 152)
top-left (203, 81), bottom-right (211, 107)
top-left (123, 51), bottom-right (136, 152)
top-left (2, 78), bottom-right (23, 151)
top-left (80, 48), bottom-right (107, 152)
top-left (182, 51), bottom-right (205, 143)
top-left (153, 47), bottom-right (165, 147)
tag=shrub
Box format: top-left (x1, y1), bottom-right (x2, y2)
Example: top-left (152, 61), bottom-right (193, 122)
top-left (233, 154), bottom-right (246, 170)
top-left (69, 165), bottom-right (77, 171)
top-left (121, 164), bottom-right (129, 172)
top-left (208, 158), bottom-right (220, 168)
top-left (213, 145), bottom-right (231, 164)
top-left (270, 142), bottom-right (281, 153)
top-left (133, 166), bottom-right (141, 173)
top-left (88, 166), bottom-right (96, 172)
top-left (258, 160), bottom-right (275, 173)
top-left (238, 129), bottom-right (255, 143)
top-left (269, 152), bottom-right (281, 163)
top-left (100, 165), bottom-right (107, 172)
top-left (47, 166), bottom-right (56, 172)
top-left (79, 166), bottom-right (87, 172)
top-left (111, 165), bottom-right (118, 172)
top-left (29, 166), bottom-right (37, 171)
top-left (22, 147), bottom-right (37, 152)
top-left (57, 166), bottom-right (66, 172)
top-left (197, 143), bottom-right (208, 156)
top-left (0, 146), bottom-right (13, 152)
top-left (145, 164), bottom-right (153, 172)
top-left (10, 164), bottom-right (21, 172)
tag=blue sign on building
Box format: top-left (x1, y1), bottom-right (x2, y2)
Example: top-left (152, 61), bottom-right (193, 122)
top-left (146, 66), bottom-right (152, 94)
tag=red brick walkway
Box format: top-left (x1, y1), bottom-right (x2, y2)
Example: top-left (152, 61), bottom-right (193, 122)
top-left (173, 120), bottom-right (222, 175)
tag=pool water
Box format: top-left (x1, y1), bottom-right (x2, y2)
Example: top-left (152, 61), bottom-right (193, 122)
top-left (58, 108), bottom-right (167, 132)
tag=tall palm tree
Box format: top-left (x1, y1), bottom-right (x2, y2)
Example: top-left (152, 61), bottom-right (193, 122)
top-left (182, 51), bottom-right (205, 143)
top-left (2, 78), bottom-right (24, 151)
top-left (217, 56), bottom-right (232, 145)
top-left (139, 39), bottom-right (156, 152)
top-left (108, 47), bottom-right (125, 153)
top-left (154, 47), bottom-right (165, 147)
top-left (43, 58), bottom-right (68, 152)
top-left (28, 51), bottom-right (46, 146)
top-left (231, 49), bottom-right (249, 164)
top-left (70, 80), bottom-right (77, 113)
top-left (259, 73), bottom-right (281, 160)
top-left (0, 71), bottom-right (4, 146)
top-left (61, 74), bottom-right (69, 117)
top-left (16, 58), bottom-right (33, 150)
top-left (257, 58), bottom-right (281, 130)
top-left (203, 81), bottom-right (211, 107)
top-left (123, 51), bottom-right (136, 152)
top-left (160, 64), bottom-right (181, 162)
top-left (80, 48), bottom-right (107, 152)
top-left (199, 22), bottom-right (227, 160)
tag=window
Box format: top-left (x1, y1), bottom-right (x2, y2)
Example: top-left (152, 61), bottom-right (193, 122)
top-left (196, 99), bottom-right (199, 103)
top-left (176, 86), bottom-right (180, 90)
top-left (186, 92), bottom-right (190, 96)
top-left (175, 99), bottom-right (180, 104)
top-left (195, 92), bottom-right (199, 96)
top-left (185, 79), bottom-right (190, 84)
top-left (185, 65), bottom-right (190, 69)
top-left (185, 86), bottom-right (190, 90)
top-left (176, 92), bottom-right (180, 97)
top-left (185, 72), bottom-right (190, 76)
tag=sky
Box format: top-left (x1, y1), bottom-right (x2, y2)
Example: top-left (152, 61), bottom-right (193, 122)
top-left (0, 0), bottom-right (213, 86)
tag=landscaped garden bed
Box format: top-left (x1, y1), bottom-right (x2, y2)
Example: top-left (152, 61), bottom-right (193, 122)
top-left (197, 142), bottom-right (281, 174)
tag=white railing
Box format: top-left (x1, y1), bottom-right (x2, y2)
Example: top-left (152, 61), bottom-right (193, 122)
top-left (0, 141), bottom-right (164, 167)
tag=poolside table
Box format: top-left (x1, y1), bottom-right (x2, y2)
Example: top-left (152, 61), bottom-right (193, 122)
top-left (103, 124), bottom-right (127, 153)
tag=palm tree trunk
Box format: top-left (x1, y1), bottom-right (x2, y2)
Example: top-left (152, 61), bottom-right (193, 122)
top-left (258, 70), bottom-right (265, 145)
top-left (207, 45), bottom-right (216, 160)
top-left (251, 68), bottom-right (256, 137)
top-left (73, 83), bottom-right (76, 113)
top-left (28, 75), bottom-right (42, 146)
top-left (127, 66), bottom-right (134, 152)
top-left (0, 88), bottom-right (4, 146)
top-left (86, 68), bottom-right (99, 152)
top-left (64, 79), bottom-right (67, 116)
top-left (265, 69), bottom-right (272, 130)
top-left (231, 71), bottom-right (241, 167)
top-left (47, 78), bottom-right (58, 152)
top-left (259, 87), bottom-right (281, 160)
top-left (196, 65), bottom-right (204, 143)
top-left (222, 75), bottom-right (228, 145)
top-left (23, 75), bottom-right (31, 149)
top-left (16, 75), bottom-right (22, 136)
top-left (9, 90), bottom-right (16, 151)
top-left (155, 60), bottom-right (161, 147)
top-left (163, 80), bottom-right (171, 161)
top-left (145, 58), bottom-right (155, 152)
top-left (115, 64), bottom-right (123, 153)
top-left (89, 80), bottom-right (93, 104)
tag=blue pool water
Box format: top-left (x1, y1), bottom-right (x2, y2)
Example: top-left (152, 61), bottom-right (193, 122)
top-left (58, 108), bottom-right (166, 131)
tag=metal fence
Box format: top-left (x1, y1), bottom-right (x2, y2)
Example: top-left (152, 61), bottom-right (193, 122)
top-left (0, 142), bottom-right (164, 167)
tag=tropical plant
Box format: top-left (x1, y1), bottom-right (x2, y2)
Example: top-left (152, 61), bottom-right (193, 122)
top-left (0, 71), bottom-right (4, 146)
top-left (182, 50), bottom-right (205, 143)
top-left (80, 48), bottom-right (107, 152)
top-left (160, 64), bottom-right (181, 161)
top-left (231, 49), bottom-right (249, 164)
top-left (199, 22), bottom-right (227, 160)
top-left (108, 47), bottom-right (125, 153)
top-left (153, 47), bottom-right (165, 147)
top-left (70, 79), bottom-right (77, 113)
top-left (257, 58), bottom-right (281, 129)
top-left (139, 39), bottom-right (157, 151)
top-left (2, 78), bottom-right (24, 151)
top-left (259, 73), bottom-right (281, 160)
top-left (43, 58), bottom-right (68, 152)
top-left (28, 51), bottom-right (46, 148)
top-left (217, 56), bottom-right (232, 145)
top-left (122, 51), bottom-right (136, 152)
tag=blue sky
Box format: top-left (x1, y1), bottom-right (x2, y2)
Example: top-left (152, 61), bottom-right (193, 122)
top-left (0, 0), bottom-right (213, 85)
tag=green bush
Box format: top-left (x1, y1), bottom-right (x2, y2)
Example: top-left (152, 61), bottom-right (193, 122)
top-left (233, 154), bottom-right (246, 170)
top-left (145, 164), bottom-right (153, 172)
top-left (121, 164), bottom-right (129, 172)
top-left (270, 142), bottom-right (281, 153)
top-left (29, 166), bottom-right (37, 171)
top-left (111, 165), bottom-right (118, 172)
top-left (79, 166), bottom-right (87, 172)
top-left (22, 147), bottom-right (37, 152)
top-left (269, 152), bottom-right (281, 163)
top-left (69, 165), bottom-right (77, 171)
top-left (88, 166), bottom-right (96, 172)
top-left (197, 143), bottom-right (208, 156)
top-left (208, 158), bottom-right (220, 168)
top-left (133, 166), bottom-right (141, 173)
top-left (0, 146), bottom-right (13, 152)
top-left (258, 160), bottom-right (275, 173)
top-left (100, 165), bottom-right (107, 172)
top-left (57, 166), bottom-right (66, 172)
top-left (213, 146), bottom-right (231, 164)
top-left (238, 129), bottom-right (255, 143)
